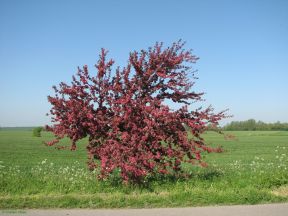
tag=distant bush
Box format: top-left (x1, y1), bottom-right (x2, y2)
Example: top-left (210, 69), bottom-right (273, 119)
top-left (33, 127), bottom-right (43, 137)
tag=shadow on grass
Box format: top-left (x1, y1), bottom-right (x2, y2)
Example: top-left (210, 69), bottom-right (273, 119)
top-left (196, 169), bottom-right (224, 181)
top-left (106, 168), bottom-right (225, 192)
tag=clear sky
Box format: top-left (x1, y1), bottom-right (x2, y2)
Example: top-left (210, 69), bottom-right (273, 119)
top-left (0, 0), bottom-right (287, 127)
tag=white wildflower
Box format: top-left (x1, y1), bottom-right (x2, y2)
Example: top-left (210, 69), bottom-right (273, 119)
top-left (41, 159), bottom-right (47, 165)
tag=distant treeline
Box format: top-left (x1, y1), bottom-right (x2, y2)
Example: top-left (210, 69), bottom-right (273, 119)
top-left (222, 119), bottom-right (288, 131)
top-left (0, 127), bottom-right (36, 131)
top-left (1, 121), bottom-right (288, 132)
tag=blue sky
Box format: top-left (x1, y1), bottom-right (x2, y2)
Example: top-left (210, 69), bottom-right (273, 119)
top-left (0, 0), bottom-right (287, 126)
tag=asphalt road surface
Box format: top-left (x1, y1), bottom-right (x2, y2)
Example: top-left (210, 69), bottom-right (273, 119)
top-left (1, 203), bottom-right (288, 216)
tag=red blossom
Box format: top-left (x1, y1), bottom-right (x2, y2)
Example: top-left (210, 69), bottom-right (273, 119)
top-left (46, 40), bottom-right (228, 183)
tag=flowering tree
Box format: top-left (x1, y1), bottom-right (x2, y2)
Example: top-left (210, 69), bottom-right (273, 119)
top-left (46, 41), bottom-right (227, 183)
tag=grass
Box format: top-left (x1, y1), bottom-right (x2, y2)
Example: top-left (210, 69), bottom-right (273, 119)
top-left (0, 130), bottom-right (288, 208)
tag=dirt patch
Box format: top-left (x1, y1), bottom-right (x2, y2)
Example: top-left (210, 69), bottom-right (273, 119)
top-left (271, 185), bottom-right (288, 197)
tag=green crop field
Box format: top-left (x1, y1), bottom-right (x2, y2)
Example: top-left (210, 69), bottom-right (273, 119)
top-left (0, 130), bottom-right (288, 208)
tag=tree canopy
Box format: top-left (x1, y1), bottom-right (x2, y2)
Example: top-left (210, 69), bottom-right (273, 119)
top-left (46, 41), bottom-right (227, 183)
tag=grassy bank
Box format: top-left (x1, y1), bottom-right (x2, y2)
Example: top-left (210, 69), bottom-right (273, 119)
top-left (0, 130), bottom-right (287, 208)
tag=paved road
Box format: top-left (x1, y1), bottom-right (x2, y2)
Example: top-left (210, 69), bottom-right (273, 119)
top-left (1, 203), bottom-right (288, 216)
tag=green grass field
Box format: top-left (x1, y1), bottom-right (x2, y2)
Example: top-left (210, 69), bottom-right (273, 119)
top-left (0, 130), bottom-right (288, 208)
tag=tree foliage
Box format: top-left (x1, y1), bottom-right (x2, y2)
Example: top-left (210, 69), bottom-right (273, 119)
top-left (223, 119), bottom-right (288, 131)
top-left (46, 41), bottom-right (227, 183)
